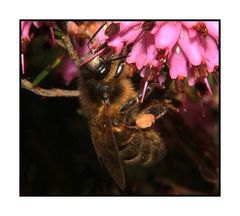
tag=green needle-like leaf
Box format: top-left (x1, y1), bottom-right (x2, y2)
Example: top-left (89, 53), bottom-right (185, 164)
top-left (32, 56), bottom-right (63, 87)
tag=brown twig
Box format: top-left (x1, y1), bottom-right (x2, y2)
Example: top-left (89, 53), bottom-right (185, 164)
top-left (61, 31), bottom-right (81, 69)
top-left (21, 79), bottom-right (79, 97)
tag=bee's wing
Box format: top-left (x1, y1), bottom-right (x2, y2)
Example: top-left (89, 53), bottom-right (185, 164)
top-left (89, 108), bottom-right (125, 190)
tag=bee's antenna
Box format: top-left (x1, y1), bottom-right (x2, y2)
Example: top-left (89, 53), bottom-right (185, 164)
top-left (87, 22), bottom-right (107, 50)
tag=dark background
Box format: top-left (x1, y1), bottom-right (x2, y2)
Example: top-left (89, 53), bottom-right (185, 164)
top-left (20, 89), bottom-right (219, 195)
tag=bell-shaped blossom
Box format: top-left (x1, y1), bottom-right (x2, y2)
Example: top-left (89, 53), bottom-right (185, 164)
top-left (21, 21), bottom-right (56, 74)
top-left (126, 32), bottom-right (156, 69)
top-left (178, 27), bottom-right (204, 66)
top-left (21, 21), bottom-right (33, 41)
top-left (22, 20), bottom-right (220, 112)
top-left (150, 22), bottom-right (165, 34)
top-left (154, 22), bottom-right (182, 51)
top-left (169, 46), bottom-right (188, 79)
top-left (108, 26), bottom-right (143, 54)
top-left (58, 58), bottom-right (78, 85)
top-left (182, 21), bottom-right (219, 42)
top-left (188, 67), bottom-right (196, 86)
top-left (33, 21), bottom-right (43, 28)
top-left (204, 35), bottom-right (219, 72)
top-left (158, 73), bottom-right (166, 86)
top-left (204, 21), bottom-right (219, 42)
top-left (118, 21), bottom-right (142, 32)
top-left (21, 21), bottom-right (44, 42)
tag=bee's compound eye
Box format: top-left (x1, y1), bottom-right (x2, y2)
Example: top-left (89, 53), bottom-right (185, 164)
top-left (94, 62), bottom-right (111, 80)
top-left (83, 56), bottom-right (111, 80)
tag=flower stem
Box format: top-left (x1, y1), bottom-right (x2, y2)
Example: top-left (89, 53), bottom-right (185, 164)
top-left (32, 56), bottom-right (63, 87)
top-left (204, 77), bottom-right (213, 96)
top-left (22, 79), bottom-right (79, 97)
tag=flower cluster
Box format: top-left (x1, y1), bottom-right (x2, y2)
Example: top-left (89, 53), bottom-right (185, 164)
top-left (93, 21), bottom-right (219, 101)
top-left (21, 21), bottom-right (56, 74)
top-left (21, 21), bottom-right (219, 109)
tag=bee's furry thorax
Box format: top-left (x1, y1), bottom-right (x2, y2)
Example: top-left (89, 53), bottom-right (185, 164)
top-left (78, 74), bottom-right (136, 116)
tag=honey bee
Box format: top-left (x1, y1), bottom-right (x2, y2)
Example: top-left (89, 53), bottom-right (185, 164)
top-left (78, 26), bottom-right (174, 189)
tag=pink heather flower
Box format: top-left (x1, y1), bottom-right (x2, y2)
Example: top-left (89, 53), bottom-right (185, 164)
top-left (169, 46), bottom-right (188, 79)
top-left (204, 35), bottom-right (219, 72)
top-left (96, 22), bottom-right (143, 55)
top-left (150, 22), bottom-right (165, 34)
top-left (181, 21), bottom-right (219, 42)
top-left (91, 21), bottom-right (218, 100)
top-left (154, 22), bottom-right (182, 52)
top-left (108, 26), bottom-right (143, 54)
top-left (178, 27), bottom-right (204, 66)
top-left (21, 21), bottom-right (33, 41)
top-left (181, 21), bottom-right (198, 28)
top-left (58, 58), bottom-right (78, 85)
top-left (21, 21), bottom-right (45, 42)
top-left (76, 21), bottom-right (219, 102)
top-left (33, 21), bottom-right (44, 28)
top-left (126, 32), bottom-right (156, 69)
top-left (188, 68), bottom-right (196, 86)
top-left (21, 21), bottom-right (32, 73)
top-left (21, 21), bottom-right (34, 74)
top-left (21, 21), bottom-right (57, 74)
top-left (71, 36), bottom-right (90, 58)
top-left (158, 73), bottom-right (166, 86)
top-left (177, 24), bottom-right (218, 95)
top-left (181, 21), bottom-right (198, 38)
top-left (94, 25), bottom-right (109, 44)
top-left (117, 21), bottom-right (142, 32)
top-left (204, 21), bottom-right (219, 42)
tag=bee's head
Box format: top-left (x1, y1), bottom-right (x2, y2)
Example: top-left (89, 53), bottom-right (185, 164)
top-left (79, 51), bottom-right (127, 106)
top-left (82, 55), bottom-right (112, 81)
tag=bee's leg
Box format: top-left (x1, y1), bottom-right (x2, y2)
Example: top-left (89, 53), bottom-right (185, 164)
top-left (140, 100), bottom-right (168, 121)
top-left (120, 83), bottom-right (179, 126)
top-left (121, 130), bottom-right (166, 167)
top-left (139, 82), bottom-right (163, 100)
top-left (112, 45), bottom-right (130, 79)
top-left (119, 86), bottom-right (155, 113)
top-left (102, 84), bottom-right (111, 106)
top-left (121, 83), bottom-right (160, 110)
top-left (138, 98), bottom-right (180, 124)
top-left (120, 96), bottom-right (139, 112)
top-left (123, 99), bottom-right (177, 130)
top-left (113, 60), bottom-right (125, 79)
